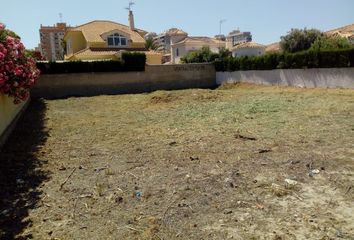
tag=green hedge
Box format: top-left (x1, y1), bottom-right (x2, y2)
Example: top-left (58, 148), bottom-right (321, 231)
top-left (37, 52), bottom-right (146, 74)
top-left (215, 48), bottom-right (354, 72)
top-left (121, 52), bottom-right (146, 71)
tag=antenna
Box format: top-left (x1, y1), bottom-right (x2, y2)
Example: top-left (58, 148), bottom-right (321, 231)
top-left (125, 1), bottom-right (135, 11)
top-left (219, 19), bottom-right (226, 35)
top-left (59, 13), bottom-right (63, 22)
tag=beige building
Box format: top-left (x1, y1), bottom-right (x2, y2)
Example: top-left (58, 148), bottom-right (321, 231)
top-left (155, 28), bottom-right (188, 53)
top-left (154, 28), bottom-right (188, 63)
top-left (171, 37), bottom-right (225, 63)
top-left (64, 19), bottom-right (162, 64)
top-left (39, 23), bottom-right (72, 61)
top-left (232, 42), bottom-right (266, 57)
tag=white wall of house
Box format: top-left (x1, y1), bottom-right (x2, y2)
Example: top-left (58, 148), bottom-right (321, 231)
top-left (232, 47), bottom-right (265, 57)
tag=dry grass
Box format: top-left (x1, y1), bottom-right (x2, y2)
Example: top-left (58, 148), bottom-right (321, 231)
top-left (1, 83), bottom-right (354, 239)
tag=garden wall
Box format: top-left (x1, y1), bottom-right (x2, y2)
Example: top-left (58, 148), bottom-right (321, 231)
top-left (216, 68), bottom-right (354, 89)
top-left (0, 94), bottom-right (29, 148)
top-left (32, 63), bottom-right (216, 99)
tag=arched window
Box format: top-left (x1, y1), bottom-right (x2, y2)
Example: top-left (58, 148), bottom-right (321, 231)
top-left (107, 33), bottom-right (127, 47)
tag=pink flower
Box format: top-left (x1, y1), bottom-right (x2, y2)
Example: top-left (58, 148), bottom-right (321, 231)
top-left (0, 52), bottom-right (5, 61)
top-left (14, 65), bottom-right (24, 76)
top-left (0, 24), bottom-right (40, 103)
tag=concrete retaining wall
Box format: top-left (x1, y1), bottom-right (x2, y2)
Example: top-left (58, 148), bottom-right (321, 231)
top-left (216, 68), bottom-right (354, 89)
top-left (32, 63), bottom-right (216, 99)
top-left (0, 94), bottom-right (29, 148)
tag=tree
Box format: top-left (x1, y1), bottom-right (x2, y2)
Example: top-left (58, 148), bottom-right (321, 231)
top-left (180, 46), bottom-right (218, 63)
top-left (310, 35), bottom-right (352, 51)
top-left (216, 47), bottom-right (232, 59)
top-left (25, 49), bottom-right (45, 61)
top-left (280, 28), bottom-right (323, 53)
top-left (145, 37), bottom-right (159, 51)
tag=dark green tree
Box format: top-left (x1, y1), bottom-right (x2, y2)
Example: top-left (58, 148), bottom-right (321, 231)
top-left (280, 28), bottom-right (323, 53)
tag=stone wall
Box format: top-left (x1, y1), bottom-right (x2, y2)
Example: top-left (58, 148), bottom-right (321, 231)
top-left (216, 68), bottom-right (354, 89)
top-left (32, 63), bottom-right (216, 99)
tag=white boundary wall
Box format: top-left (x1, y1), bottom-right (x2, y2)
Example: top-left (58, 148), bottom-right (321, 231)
top-left (216, 68), bottom-right (354, 89)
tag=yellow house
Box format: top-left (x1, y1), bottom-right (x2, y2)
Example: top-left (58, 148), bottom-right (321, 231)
top-left (64, 20), bottom-right (162, 64)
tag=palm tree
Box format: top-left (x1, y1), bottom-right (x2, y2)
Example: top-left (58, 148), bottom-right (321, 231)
top-left (145, 37), bottom-right (159, 51)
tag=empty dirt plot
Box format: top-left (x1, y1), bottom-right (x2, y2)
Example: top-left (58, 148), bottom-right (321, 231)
top-left (1, 83), bottom-right (354, 239)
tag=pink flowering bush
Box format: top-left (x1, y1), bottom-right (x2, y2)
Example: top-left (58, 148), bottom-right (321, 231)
top-left (0, 23), bottom-right (40, 104)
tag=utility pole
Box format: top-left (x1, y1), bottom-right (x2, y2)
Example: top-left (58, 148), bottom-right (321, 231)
top-left (219, 19), bottom-right (226, 35)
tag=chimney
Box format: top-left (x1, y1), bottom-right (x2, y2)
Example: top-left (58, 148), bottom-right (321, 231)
top-left (129, 10), bottom-right (135, 30)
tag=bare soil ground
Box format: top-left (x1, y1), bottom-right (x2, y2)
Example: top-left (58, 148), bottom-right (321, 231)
top-left (1, 83), bottom-right (354, 240)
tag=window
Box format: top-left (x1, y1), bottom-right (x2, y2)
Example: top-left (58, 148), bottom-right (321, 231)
top-left (176, 48), bottom-right (179, 57)
top-left (107, 33), bottom-right (127, 47)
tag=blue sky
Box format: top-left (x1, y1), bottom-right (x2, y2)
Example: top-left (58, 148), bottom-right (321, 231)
top-left (1, 0), bottom-right (353, 49)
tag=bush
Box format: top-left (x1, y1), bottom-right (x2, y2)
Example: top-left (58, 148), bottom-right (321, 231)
top-left (280, 28), bottom-right (323, 53)
top-left (215, 48), bottom-right (354, 71)
top-left (318, 49), bottom-right (352, 68)
top-left (310, 35), bottom-right (352, 51)
top-left (0, 23), bottom-right (40, 103)
top-left (37, 60), bottom-right (125, 74)
top-left (37, 52), bottom-right (147, 74)
top-left (121, 52), bottom-right (146, 71)
top-left (181, 46), bottom-right (219, 63)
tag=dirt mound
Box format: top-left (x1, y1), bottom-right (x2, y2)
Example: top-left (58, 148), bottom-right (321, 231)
top-left (191, 90), bottom-right (220, 101)
top-left (149, 92), bottom-right (179, 104)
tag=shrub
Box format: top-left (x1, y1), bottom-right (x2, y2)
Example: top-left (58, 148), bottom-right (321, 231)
top-left (0, 23), bottom-right (40, 103)
top-left (215, 48), bottom-right (354, 71)
top-left (280, 28), bottom-right (323, 53)
top-left (121, 52), bottom-right (146, 71)
top-left (318, 48), bottom-right (352, 68)
top-left (310, 35), bottom-right (352, 51)
top-left (181, 46), bottom-right (219, 63)
top-left (37, 52), bottom-right (147, 74)
top-left (37, 60), bottom-right (125, 74)
top-left (25, 49), bottom-right (45, 61)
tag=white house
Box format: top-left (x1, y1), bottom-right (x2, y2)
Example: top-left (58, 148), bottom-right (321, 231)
top-left (171, 37), bottom-right (225, 63)
top-left (232, 42), bottom-right (266, 58)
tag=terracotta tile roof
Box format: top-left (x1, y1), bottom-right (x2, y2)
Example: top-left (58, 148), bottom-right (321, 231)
top-left (173, 37), bottom-right (225, 46)
top-left (166, 28), bottom-right (188, 36)
top-left (265, 42), bottom-right (281, 53)
top-left (90, 47), bottom-right (147, 51)
top-left (325, 23), bottom-right (354, 36)
top-left (69, 48), bottom-right (161, 59)
top-left (72, 48), bottom-right (120, 58)
top-left (67, 20), bottom-right (146, 43)
top-left (233, 42), bottom-right (265, 49)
